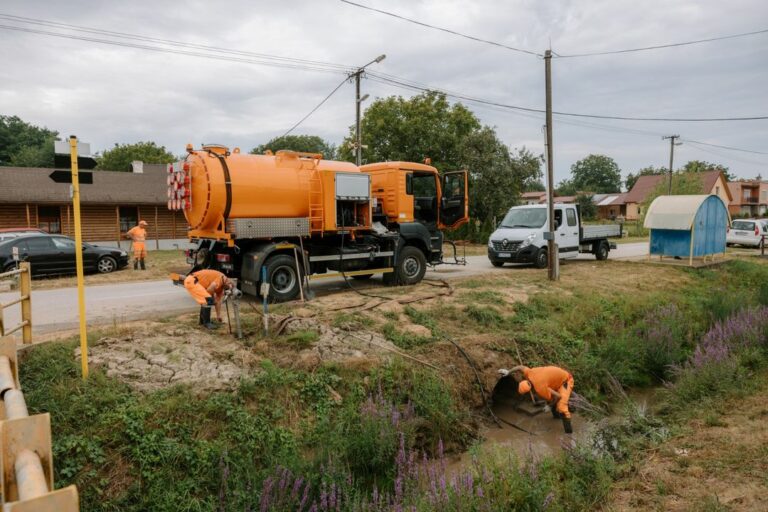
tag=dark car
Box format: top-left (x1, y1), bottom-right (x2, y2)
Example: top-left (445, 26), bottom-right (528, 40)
top-left (0, 235), bottom-right (129, 276)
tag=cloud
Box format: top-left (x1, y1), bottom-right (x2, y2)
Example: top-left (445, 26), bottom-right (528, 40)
top-left (0, 0), bottom-right (766, 185)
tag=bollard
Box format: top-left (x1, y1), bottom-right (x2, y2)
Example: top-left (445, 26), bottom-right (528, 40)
top-left (3, 391), bottom-right (27, 421)
top-left (14, 450), bottom-right (47, 502)
top-left (0, 357), bottom-right (15, 397)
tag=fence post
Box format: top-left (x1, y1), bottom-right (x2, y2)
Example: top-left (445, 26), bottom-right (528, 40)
top-left (19, 263), bottom-right (31, 345)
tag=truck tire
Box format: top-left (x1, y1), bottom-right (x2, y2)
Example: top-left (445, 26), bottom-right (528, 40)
top-left (534, 248), bottom-right (548, 269)
top-left (595, 241), bottom-right (609, 261)
top-left (386, 245), bottom-right (427, 286)
top-left (264, 254), bottom-right (301, 302)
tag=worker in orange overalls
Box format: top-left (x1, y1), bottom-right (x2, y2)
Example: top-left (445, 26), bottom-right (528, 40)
top-left (125, 220), bottom-right (149, 270)
top-left (183, 269), bottom-right (234, 329)
top-left (499, 365), bottom-right (575, 434)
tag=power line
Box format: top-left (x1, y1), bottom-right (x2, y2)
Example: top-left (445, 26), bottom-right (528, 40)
top-left (281, 76), bottom-right (350, 137)
top-left (680, 139), bottom-right (768, 156)
top-left (0, 13), bottom-right (354, 72)
top-left (556, 28), bottom-right (768, 58)
top-left (683, 141), bottom-right (768, 166)
top-left (339, 0), bottom-right (542, 57)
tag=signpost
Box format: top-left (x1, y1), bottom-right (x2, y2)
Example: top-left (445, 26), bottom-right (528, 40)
top-left (53, 136), bottom-right (94, 380)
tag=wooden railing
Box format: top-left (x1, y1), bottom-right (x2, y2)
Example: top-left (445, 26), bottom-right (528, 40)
top-left (0, 263), bottom-right (31, 345)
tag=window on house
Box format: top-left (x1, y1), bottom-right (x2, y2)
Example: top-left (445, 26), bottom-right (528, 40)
top-left (119, 206), bottom-right (139, 233)
top-left (37, 206), bottom-right (61, 233)
top-left (716, 186), bottom-right (720, 195)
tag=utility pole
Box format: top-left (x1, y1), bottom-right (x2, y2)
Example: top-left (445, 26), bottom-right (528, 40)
top-left (663, 135), bottom-right (681, 194)
top-left (544, 49), bottom-right (558, 281)
top-left (353, 54), bottom-right (386, 166)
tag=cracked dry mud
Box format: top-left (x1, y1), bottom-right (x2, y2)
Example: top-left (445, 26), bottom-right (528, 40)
top-left (78, 326), bottom-right (257, 392)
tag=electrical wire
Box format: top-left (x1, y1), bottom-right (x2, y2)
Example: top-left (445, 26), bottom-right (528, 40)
top-left (680, 139), bottom-right (768, 156)
top-left (682, 141), bottom-right (768, 166)
top-left (339, 0), bottom-right (542, 57)
top-left (281, 75), bottom-right (350, 137)
top-left (556, 27), bottom-right (768, 58)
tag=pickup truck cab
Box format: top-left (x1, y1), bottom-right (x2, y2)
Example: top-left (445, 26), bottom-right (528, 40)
top-left (487, 204), bottom-right (622, 268)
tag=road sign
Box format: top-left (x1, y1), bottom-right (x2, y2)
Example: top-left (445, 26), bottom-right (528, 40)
top-left (49, 170), bottom-right (93, 184)
top-left (54, 141), bottom-right (98, 169)
top-left (11, 247), bottom-right (18, 261)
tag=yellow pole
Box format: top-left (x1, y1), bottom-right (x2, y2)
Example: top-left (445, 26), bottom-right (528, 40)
top-left (19, 262), bottom-right (31, 344)
top-left (69, 136), bottom-right (88, 379)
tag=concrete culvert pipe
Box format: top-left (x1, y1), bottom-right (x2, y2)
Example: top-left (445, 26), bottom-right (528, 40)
top-left (491, 375), bottom-right (544, 418)
top-left (4, 389), bottom-right (28, 419)
top-left (0, 355), bottom-right (16, 396)
top-left (15, 449), bottom-right (49, 501)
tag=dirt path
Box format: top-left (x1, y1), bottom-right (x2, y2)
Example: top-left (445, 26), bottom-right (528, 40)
top-left (606, 386), bottom-right (768, 511)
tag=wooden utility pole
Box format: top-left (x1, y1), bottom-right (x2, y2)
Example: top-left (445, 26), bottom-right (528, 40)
top-left (663, 135), bottom-right (680, 194)
top-left (544, 50), bottom-right (558, 280)
top-left (353, 54), bottom-right (386, 166)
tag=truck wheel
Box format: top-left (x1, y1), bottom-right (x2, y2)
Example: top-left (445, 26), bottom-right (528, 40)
top-left (389, 246), bottom-right (427, 285)
top-left (595, 241), bottom-right (609, 261)
top-left (534, 248), bottom-right (548, 269)
top-left (264, 254), bottom-right (301, 302)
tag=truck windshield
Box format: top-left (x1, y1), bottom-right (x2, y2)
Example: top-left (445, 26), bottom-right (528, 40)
top-left (499, 208), bottom-right (547, 229)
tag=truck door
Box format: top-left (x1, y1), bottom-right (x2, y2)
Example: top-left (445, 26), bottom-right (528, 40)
top-left (558, 206), bottom-right (580, 258)
top-left (438, 171), bottom-right (469, 229)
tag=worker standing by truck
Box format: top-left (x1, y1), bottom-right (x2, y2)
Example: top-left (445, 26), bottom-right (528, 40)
top-left (183, 269), bottom-right (233, 329)
top-left (499, 365), bottom-right (575, 434)
top-left (125, 220), bottom-right (149, 270)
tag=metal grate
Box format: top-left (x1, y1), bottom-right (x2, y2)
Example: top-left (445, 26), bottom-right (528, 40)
top-left (491, 240), bottom-right (521, 251)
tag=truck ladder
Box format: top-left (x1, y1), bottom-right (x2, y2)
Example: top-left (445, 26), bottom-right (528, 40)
top-left (308, 174), bottom-right (324, 234)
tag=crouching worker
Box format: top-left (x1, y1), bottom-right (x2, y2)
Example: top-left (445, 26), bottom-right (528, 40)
top-left (183, 269), bottom-right (234, 329)
top-left (499, 365), bottom-right (575, 434)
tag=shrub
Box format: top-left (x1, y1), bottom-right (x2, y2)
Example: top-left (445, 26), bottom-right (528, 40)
top-left (637, 304), bottom-right (689, 381)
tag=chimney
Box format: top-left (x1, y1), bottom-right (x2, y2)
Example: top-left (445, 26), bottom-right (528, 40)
top-left (131, 161), bottom-right (144, 174)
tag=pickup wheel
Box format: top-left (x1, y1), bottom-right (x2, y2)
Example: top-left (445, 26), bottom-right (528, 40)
top-left (264, 254), bottom-right (301, 302)
top-left (534, 248), bottom-right (548, 269)
top-left (595, 241), bottom-right (609, 261)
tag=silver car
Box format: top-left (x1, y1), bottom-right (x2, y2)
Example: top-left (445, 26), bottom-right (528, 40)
top-left (726, 219), bottom-right (768, 248)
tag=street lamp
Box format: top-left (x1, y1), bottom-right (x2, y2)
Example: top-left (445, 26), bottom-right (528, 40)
top-left (353, 54), bottom-right (386, 166)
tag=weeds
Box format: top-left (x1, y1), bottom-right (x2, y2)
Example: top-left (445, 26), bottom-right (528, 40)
top-left (283, 329), bottom-right (320, 348)
top-left (464, 304), bottom-right (504, 327)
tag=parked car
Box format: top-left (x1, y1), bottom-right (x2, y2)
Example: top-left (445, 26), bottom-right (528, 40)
top-left (0, 234), bottom-right (129, 276)
top-left (0, 228), bottom-right (46, 242)
top-left (726, 219), bottom-right (768, 248)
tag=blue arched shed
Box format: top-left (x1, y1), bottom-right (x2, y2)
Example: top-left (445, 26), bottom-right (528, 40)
top-left (643, 195), bottom-right (730, 264)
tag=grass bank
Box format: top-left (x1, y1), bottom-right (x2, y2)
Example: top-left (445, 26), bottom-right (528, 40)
top-left (19, 258), bottom-right (768, 510)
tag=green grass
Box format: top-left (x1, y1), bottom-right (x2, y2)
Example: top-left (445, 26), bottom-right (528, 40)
top-left (282, 329), bottom-right (320, 348)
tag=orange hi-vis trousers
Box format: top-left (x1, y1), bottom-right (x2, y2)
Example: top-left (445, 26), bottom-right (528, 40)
top-left (557, 374), bottom-right (574, 419)
top-left (133, 242), bottom-right (147, 259)
top-left (184, 275), bottom-right (211, 305)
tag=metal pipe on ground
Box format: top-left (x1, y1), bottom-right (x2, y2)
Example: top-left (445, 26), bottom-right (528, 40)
top-left (14, 449), bottom-right (48, 501)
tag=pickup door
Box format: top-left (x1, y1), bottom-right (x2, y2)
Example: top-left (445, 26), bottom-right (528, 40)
top-left (557, 206), bottom-right (580, 258)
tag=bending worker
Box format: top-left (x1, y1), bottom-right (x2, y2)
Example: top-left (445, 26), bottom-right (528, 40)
top-left (183, 269), bottom-right (234, 329)
top-left (499, 365), bottom-right (575, 434)
top-left (125, 220), bottom-right (149, 270)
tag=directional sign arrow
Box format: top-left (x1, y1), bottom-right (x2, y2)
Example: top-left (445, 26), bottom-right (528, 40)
top-left (49, 170), bottom-right (93, 184)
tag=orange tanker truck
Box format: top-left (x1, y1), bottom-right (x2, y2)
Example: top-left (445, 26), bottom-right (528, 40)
top-left (168, 144), bottom-right (468, 301)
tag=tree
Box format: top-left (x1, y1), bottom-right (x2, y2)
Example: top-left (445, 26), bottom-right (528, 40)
top-left (576, 193), bottom-right (597, 220)
top-left (524, 180), bottom-right (546, 192)
top-left (569, 154), bottom-right (622, 193)
top-left (0, 115), bottom-right (58, 167)
top-left (339, 92), bottom-right (540, 225)
top-left (251, 135), bottom-right (337, 159)
top-left (97, 141), bottom-right (176, 172)
top-left (556, 179), bottom-right (577, 196)
top-left (625, 166), bottom-right (666, 191)
top-left (679, 160), bottom-right (734, 181)
top-left (642, 172), bottom-right (705, 216)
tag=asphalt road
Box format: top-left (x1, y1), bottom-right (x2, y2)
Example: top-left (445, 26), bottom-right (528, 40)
top-left (0, 242), bottom-right (648, 337)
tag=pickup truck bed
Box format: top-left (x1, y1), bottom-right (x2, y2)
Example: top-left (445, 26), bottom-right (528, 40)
top-left (580, 224), bottom-right (622, 242)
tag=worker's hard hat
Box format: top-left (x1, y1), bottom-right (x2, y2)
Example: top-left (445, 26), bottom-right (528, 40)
top-left (518, 380), bottom-right (531, 394)
top-left (139, 220), bottom-right (148, 226)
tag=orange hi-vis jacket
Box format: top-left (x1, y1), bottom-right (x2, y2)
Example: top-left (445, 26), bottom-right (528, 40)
top-left (126, 226), bottom-right (147, 258)
top-left (184, 269), bottom-right (227, 305)
top-left (524, 366), bottom-right (574, 419)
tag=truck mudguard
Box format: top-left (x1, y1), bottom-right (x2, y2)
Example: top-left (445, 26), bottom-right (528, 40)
top-left (397, 222), bottom-right (432, 255)
top-left (239, 241), bottom-right (299, 296)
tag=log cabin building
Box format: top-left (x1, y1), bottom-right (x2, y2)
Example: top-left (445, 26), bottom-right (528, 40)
top-left (0, 163), bottom-right (188, 250)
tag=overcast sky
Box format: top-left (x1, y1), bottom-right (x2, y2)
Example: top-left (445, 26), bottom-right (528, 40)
top-left (1, 0), bottom-right (766, 187)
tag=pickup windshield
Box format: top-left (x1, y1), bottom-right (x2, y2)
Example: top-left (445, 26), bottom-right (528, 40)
top-left (500, 208), bottom-right (547, 229)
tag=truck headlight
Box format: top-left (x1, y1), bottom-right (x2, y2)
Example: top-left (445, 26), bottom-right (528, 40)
top-left (520, 233), bottom-right (537, 247)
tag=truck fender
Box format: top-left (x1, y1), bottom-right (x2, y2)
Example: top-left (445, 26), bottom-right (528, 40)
top-left (396, 222), bottom-right (432, 257)
top-left (240, 242), bottom-right (302, 296)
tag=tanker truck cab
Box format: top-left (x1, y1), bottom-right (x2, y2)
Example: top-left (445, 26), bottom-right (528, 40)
top-left (173, 146), bottom-right (469, 302)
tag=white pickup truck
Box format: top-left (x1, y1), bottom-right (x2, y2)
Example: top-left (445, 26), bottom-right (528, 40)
top-left (487, 204), bottom-right (622, 268)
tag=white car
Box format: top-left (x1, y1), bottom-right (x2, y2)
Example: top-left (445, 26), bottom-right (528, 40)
top-left (726, 219), bottom-right (768, 248)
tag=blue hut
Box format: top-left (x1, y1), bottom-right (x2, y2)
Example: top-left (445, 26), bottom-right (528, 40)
top-left (643, 195), bottom-right (729, 265)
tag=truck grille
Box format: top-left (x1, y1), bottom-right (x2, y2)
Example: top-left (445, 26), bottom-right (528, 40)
top-left (492, 240), bottom-right (521, 251)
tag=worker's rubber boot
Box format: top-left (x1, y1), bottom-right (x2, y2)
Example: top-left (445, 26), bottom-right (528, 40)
top-left (551, 408), bottom-right (563, 419)
top-left (133, 260), bottom-right (139, 270)
top-left (562, 417), bottom-right (573, 434)
top-left (198, 306), bottom-right (206, 325)
top-left (201, 307), bottom-right (217, 330)
top-left (140, 259), bottom-right (146, 270)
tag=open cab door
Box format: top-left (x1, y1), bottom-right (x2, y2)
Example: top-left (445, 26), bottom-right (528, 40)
top-left (439, 170), bottom-right (469, 229)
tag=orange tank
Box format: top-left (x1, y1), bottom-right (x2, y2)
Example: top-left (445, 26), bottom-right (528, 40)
top-left (172, 145), bottom-right (361, 240)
